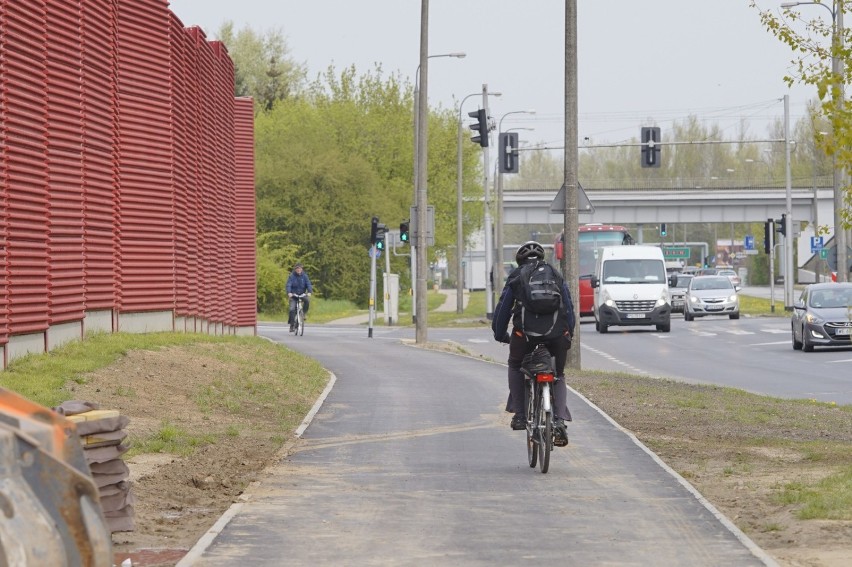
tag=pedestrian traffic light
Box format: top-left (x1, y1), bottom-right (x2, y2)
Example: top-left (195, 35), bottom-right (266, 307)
top-left (640, 126), bottom-right (661, 168)
top-left (469, 108), bottom-right (489, 147)
top-left (659, 223), bottom-right (667, 237)
top-left (499, 132), bottom-right (519, 173)
top-left (399, 221), bottom-right (410, 244)
top-left (764, 218), bottom-right (774, 254)
top-left (776, 213), bottom-right (787, 237)
top-left (375, 222), bottom-right (387, 251)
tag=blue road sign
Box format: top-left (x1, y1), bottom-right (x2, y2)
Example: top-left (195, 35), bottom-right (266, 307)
top-left (745, 235), bottom-right (755, 250)
top-left (810, 236), bottom-right (824, 253)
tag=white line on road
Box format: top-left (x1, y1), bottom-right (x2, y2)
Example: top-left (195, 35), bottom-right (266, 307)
top-left (750, 340), bottom-right (790, 346)
top-left (826, 358), bottom-right (852, 364)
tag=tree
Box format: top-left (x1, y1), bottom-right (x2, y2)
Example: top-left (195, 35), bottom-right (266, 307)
top-left (217, 22), bottom-right (306, 112)
top-left (753, 0), bottom-right (852, 229)
top-left (253, 64), bottom-right (482, 305)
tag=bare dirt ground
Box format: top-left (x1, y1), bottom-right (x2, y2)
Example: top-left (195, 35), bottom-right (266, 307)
top-left (70, 341), bottom-right (851, 567)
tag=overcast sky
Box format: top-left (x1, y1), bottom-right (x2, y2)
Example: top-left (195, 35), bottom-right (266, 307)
top-left (169, 0), bottom-right (820, 149)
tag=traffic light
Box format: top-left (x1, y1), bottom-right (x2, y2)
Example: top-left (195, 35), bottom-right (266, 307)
top-left (399, 221), bottom-right (410, 244)
top-left (641, 126), bottom-right (661, 168)
top-left (468, 108), bottom-right (489, 147)
top-left (375, 222), bottom-right (387, 251)
top-left (370, 216), bottom-right (387, 249)
top-left (764, 218), bottom-right (774, 254)
top-left (776, 213), bottom-right (787, 237)
top-left (499, 132), bottom-right (519, 173)
top-left (659, 223), bottom-right (667, 237)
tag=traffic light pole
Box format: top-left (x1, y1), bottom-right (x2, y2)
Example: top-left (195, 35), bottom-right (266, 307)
top-left (481, 84), bottom-right (494, 319)
top-left (368, 244), bottom-right (377, 338)
top-left (784, 95), bottom-right (795, 309)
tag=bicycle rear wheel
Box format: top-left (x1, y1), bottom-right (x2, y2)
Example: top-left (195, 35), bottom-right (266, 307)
top-left (538, 407), bottom-right (552, 474)
top-left (525, 379), bottom-right (537, 468)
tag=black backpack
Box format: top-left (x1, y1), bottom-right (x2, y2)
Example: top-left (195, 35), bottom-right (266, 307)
top-left (512, 261), bottom-right (564, 339)
top-left (518, 260), bottom-right (562, 314)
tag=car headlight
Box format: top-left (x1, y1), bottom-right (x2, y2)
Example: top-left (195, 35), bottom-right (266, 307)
top-left (728, 294), bottom-right (738, 302)
top-left (689, 295), bottom-right (698, 303)
top-left (655, 297), bottom-right (667, 307)
top-left (805, 312), bottom-right (823, 324)
top-left (604, 298), bottom-right (615, 307)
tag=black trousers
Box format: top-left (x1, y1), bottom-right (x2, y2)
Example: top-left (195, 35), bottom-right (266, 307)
top-left (505, 330), bottom-right (572, 421)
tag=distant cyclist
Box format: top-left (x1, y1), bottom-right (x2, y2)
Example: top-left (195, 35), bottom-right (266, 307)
top-left (287, 262), bottom-right (313, 333)
top-left (492, 241), bottom-right (575, 446)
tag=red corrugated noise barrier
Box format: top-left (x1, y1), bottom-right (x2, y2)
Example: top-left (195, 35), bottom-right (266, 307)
top-left (0, 0), bottom-right (256, 349)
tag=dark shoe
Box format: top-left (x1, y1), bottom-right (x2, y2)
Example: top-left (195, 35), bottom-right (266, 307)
top-left (510, 413), bottom-right (526, 430)
top-left (553, 418), bottom-right (569, 447)
top-left (289, 325), bottom-right (295, 333)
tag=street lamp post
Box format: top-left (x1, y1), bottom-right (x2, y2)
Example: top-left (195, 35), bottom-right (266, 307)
top-left (457, 91), bottom-right (501, 313)
top-left (781, 0), bottom-right (848, 282)
top-left (412, 51), bottom-right (465, 325)
top-left (495, 110), bottom-right (535, 295)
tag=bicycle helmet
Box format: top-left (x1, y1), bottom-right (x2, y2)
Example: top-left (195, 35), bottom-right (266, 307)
top-left (515, 241), bottom-right (545, 265)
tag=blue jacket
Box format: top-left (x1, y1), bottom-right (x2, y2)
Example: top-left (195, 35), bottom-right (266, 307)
top-left (492, 265), bottom-right (575, 342)
top-left (286, 270), bottom-right (313, 295)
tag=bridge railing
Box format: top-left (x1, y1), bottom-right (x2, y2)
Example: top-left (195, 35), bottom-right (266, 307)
top-left (506, 175), bottom-right (834, 192)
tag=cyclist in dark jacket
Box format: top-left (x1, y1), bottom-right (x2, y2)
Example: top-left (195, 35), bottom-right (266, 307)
top-left (287, 263), bottom-right (313, 332)
top-left (492, 241), bottom-right (575, 446)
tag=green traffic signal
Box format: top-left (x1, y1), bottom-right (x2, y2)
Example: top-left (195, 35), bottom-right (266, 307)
top-left (399, 221), bottom-right (410, 243)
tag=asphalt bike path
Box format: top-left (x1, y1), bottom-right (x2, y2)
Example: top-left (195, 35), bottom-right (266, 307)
top-left (180, 324), bottom-right (776, 566)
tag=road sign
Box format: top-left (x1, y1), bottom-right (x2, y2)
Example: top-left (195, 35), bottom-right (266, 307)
top-left (744, 235), bottom-right (755, 250)
top-left (810, 236), bottom-right (824, 253)
top-left (820, 248), bottom-right (828, 259)
top-left (662, 247), bottom-right (690, 259)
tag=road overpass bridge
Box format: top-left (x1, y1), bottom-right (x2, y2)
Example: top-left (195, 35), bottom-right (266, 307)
top-left (503, 185), bottom-right (835, 227)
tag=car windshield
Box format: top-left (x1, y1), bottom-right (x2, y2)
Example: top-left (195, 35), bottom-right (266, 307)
top-left (674, 275), bottom-right (693, 289)
top-left (809, 289), bottom-right (852, 308)
top-left (690, 277), bottom-right (732, 291)
top-left (602, 259), bottom-right (666, 283)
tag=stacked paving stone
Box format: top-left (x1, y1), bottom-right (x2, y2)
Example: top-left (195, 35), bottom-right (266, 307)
top-left (55, 401), bottom-right (135, 533)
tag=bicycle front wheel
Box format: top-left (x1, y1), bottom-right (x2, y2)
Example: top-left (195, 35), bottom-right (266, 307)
top-left (538, 408), bottom-right (552, 474)
top-left (297, 308), bottom-right (305, 336)
top-left (525, 379), bottom-right (537, 468)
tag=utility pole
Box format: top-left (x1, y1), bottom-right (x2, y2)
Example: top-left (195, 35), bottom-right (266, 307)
top-left (564, 0), bottom-right (580, 369)
top-left (415, 0), bottom-right (429, 343)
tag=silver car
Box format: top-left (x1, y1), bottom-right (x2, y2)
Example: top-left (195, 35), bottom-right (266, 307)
top-left (717, 268), bottom-right (742, 287)
top-left (669, 274), bottom-right (693, 313)
top-left (684, 275), bottom-right (740, 321)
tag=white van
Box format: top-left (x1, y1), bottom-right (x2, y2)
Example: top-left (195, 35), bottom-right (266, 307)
top-left (590, 245), bottom-right (674, 333)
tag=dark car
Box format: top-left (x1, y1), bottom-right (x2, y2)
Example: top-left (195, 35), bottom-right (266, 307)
top-left (791, 283), bottom-right (852, 352)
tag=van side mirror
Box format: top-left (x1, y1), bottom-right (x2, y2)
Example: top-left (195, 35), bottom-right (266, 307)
top-left (668, 274), bottom-right (678, 287)
top-left (590, 276), bottom-right (600, 289)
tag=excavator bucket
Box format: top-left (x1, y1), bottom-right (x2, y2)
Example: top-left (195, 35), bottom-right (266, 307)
top-left (0, 388), bottom-right (112, 566)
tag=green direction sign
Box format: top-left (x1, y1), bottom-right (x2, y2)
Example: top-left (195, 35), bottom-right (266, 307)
top-left (820, 248), bottom-right (828, 259)
top-left (663, 247), bottom-right (690, 259)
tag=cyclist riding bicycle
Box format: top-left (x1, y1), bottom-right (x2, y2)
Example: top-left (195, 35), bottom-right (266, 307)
top-left (287, 262), bottom-right (313, 333)
top-left (492, 241), bottom-right (575, 447)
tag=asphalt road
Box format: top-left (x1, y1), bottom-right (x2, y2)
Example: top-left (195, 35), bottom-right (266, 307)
top-left (179, 324), bottom-right (777, 566)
